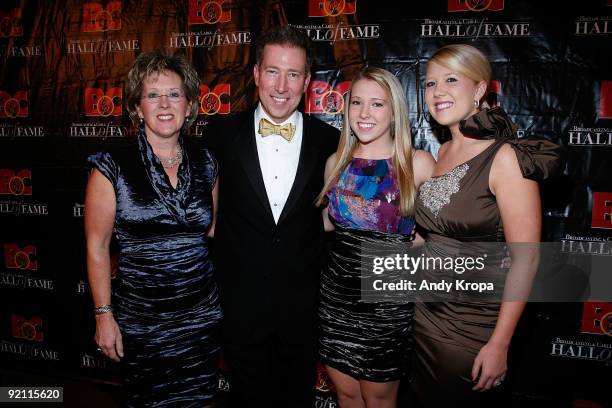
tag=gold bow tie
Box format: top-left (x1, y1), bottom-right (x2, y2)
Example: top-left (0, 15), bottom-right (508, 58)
top-left (258, 118), bottom-right (296, 142)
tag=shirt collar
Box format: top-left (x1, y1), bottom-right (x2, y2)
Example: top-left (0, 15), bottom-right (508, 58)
top-left (255, 103), bottom-right (300, 128)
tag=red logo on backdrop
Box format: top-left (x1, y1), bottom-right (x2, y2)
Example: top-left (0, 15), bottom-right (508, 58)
top-left (581, 302), bottom-right (612, 336)
top-left (82, 1), bottom-right (122, 32)
top-left (218, 351), bottom-right (229, 371)
top-left (0, 8), bottom-right (23, 37)
top-left (4, 244), bottom-right (37, 270)
top-left (448, 0), bottom-right (504, 12)
top-left (0, 169), bottom-right (32, 196)
top-left (199, 84), bottom-right (230, 115)
top-left (599, 81), bottom-right (612, 119)
top-left (309, 0), bottom-right (357, 17)
top-left (486, 80), bottom-right (501, 108)
top-left (315, 362), bottom-right (336, 392)
top-left (0, 90), bottom-right (28, 118)
top-left (188, 0), bottom-right (231, 24)
top-left (306, 80), bottom-right (350, 115)
top-left (591, 192), bottom-right (612, 229)
top-left (11, 314), bottom-right (44, 342)
top-left (84, 87), bottom-right (122, 117)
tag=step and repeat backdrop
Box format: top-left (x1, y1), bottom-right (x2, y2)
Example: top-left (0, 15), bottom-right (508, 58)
top-left (1, 0), bottom-right (611, 406)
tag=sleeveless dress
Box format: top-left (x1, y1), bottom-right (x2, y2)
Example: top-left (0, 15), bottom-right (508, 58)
top-left (412, 108), bottom-right (563, 407)
top-left (88, 129), bottom-right (223, 408)
top-left (319, 157), bottom-right (416, 382)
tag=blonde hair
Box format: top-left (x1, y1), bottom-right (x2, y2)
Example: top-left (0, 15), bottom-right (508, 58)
top-left (428, 44), bottom-right (492, 108)
top-left (316, 67), bottom-right (416, 217)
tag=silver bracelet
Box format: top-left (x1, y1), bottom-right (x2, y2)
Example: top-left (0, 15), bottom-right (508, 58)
top-left (93, 304), bottom-right (113, 315)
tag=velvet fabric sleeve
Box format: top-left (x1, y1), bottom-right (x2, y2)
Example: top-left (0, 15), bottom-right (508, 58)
top-left (87, 151), bottom-right (118, 187)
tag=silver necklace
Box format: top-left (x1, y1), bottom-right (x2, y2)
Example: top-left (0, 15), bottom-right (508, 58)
top-left (155, 146), bottom-right (183, 169)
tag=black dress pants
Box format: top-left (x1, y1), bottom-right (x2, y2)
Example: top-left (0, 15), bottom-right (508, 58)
top-left (223, 330), bottom-right (317, 408)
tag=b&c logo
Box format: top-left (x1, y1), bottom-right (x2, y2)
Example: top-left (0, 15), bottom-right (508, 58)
top-left (448, 0), bottom-right (504, 12)
top-left (486, 80), bottom-right (501, 108)
top-left (84, 87), bottom-right (122, 117)
top-left (188, 0), bottom-right (231, 25)
top-left (3, 244), bottom-right (37, 270)
top-left (0, 169), bottom-right (32, 196)
top-left (315, 362), bottom-right (336, 392)
top-left (581, 302), bottom-right (612, 336)
top-left (0, 8), bottom-right (23, 38)
top-left (308, 0), bottom-right (356, 17)
top-left (199, 84), bottom-right (230, 115)
top-left (0, 90), bottom-right (28, 118)
top-left (600, 81), bottom-right (612, 119)
top-left (82, 1), bottom-right (122, 32)
top-left (11, 314), bottom-right (44, 342)
top-left (305, 80), bottom-right (350, 115)
top-left (591, 192), bottom-right (612, 229)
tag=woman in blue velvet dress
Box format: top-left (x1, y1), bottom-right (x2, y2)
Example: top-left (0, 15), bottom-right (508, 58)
top-left (317, 67), bottom-right (434, 408)
top-left (85, 50), bottom-right (222, 407)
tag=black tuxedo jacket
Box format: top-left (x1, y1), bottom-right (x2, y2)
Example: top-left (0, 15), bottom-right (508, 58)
top-left (205, 109), bottom-right (339, 343)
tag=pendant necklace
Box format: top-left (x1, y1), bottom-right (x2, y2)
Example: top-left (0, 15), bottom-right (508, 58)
top-left (155, 146), bottom-right (183, 169)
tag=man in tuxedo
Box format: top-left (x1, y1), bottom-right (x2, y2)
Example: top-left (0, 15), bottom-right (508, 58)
top-left (206, 25), bottom-right (340, 407)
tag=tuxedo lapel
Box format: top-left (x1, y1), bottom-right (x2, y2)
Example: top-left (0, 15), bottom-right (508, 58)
top-left (236, 113), bottom-right (274, 220)
top-left (278, 116), bottom-right (319, 224)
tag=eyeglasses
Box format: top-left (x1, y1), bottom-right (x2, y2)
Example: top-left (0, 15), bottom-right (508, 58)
top-left (141, 91), bottom-right (185, 104)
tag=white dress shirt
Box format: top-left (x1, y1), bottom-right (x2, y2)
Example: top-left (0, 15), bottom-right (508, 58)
top-left (254, 104), bottom-right (303, 224)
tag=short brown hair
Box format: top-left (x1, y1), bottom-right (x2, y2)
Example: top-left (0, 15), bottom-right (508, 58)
top-left (255, 25), bottom-right (313, 73)
top-left (126, 49), bottom-right (200, 128)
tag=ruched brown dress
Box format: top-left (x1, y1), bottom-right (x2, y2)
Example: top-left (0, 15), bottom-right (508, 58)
top-left (412, 108), bottom-right (563, 407)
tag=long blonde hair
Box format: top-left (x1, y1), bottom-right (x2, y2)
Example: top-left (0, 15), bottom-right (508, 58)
top-left (316, 67), bottom-right (416, 217)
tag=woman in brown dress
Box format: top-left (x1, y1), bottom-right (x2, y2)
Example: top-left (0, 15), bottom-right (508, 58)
top-left (412, 44), bottom-right (563, 407)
